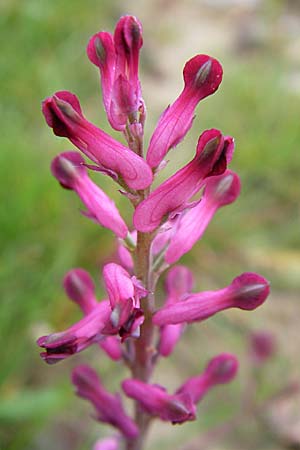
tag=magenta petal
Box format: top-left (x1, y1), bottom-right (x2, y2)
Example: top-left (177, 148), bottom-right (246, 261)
top-left (159, 323), bottom-right (185, 357)
top-left (72, 365), bottom-right (138, 439)
top-left (99, 336), bottom-right (122, 360)
top-left (51, 152), bottom-right (129, 238)
top-left (134, 129), bottom-right (228, 232)
top-left (37, 302), bottom-right (111, 364)
top-left (177, 353), bottom-right (239, 403)
top-left (103, 263), bottom-right (135, 310)
top-left (42, 91), bottom-right (153, 190)
top-left (146, 55), bottom-right (223, 168)
top-left (165, 170), bottom-right (241, 264)
top-left (63, 268), bottom-right (99, 315)
top-left (153, 272), bottom-right (269, 326)
top-left (87, 32), bottom-right (118, 128)
top-left (158, 266), bottom-right (194, 357)
top-left (122, 379), bottom-right (196, 424)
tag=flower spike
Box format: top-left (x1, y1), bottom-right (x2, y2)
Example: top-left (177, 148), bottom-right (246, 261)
top-left (72, 365), bottom-right (139, 439)
top-left (42, 91), bottom-right (153, 190)
top-left (134, 129), bottom-right (234, 232)
top-left (52, 152), bottom-right (129, 238)
top-left (153, 272), bottom-right (270, 326)
top-left (146, 55), bottom-right (223, 168)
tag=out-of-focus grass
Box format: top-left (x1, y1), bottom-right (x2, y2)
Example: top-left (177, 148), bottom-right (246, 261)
top-left (1, 0), bottom-right (300, 449)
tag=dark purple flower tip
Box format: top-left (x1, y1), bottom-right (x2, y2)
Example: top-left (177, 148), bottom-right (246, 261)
top-left (37, 333), bottom-right (78, 365)
top-left (63, 268), bottom-right (95, 305)
top-left (114, 15), bottom-right (143, 53)
top-left (167, 393), bottom-right (196, 424)
top-left (183, 54), bottom-right (223, 98)
top-left (205, 353), bottom-right (239, 384)
top-left (87, 31), bottom-right (115, 67)
top-left (51, 151), bottom-right (86, 189)
top-left (42, 91), bottom-right (83, 137)
top-left (232, 272), bottom-right (270, 310)
top-left (194, 129), bottom-right (228, 178)
top-left (195, 130), bottom-right (235, 179)
top-left (249, 331), bottom-right (276, 364)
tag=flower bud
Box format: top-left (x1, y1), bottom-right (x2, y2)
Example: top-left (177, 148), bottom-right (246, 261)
top-left (146, 55), bottom-right (223, 168)
top-left (153, 273), bottom-right (270, 326)
top-left (51, 152), bottom-right (129, 238)
top-left (43, 91), bottom-right (153, 190)
top-left (177, 353), bottom-right (239, 403)
top-left (72, 365), bottom-right (139, 438)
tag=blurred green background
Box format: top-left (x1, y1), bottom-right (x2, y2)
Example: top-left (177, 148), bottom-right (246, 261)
top-left (1, 0), bottom-right (300, 449)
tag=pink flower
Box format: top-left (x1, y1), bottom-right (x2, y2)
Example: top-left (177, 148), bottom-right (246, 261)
top-left (146, 55), bottom-right (223, 168)
top-left (63, 268), bottom-right (99, 315)
top-left (72, 365), bottom-right (139, 439)
top-left (153, 272), bottom-right (270, 326)
top-left (116, 242), bottom-right (134, 272)
top-left (122, 379), bottom-right (196, 424)
top-left (37, 301), bottom-right (111, 364)
top-left (176, 353), bottom-right (239, 403)
top-left (158, 266), bottom-right (194, 357)
top-left (87, 16), bottom-right (144, 131)
top-left (102, 263), bottom-right (145, 339)
top-left (42, 91), bottom-right (152, 190)
top-left (165, 170), bottom-right (241, 264)
top-left (134, 129), bottom-right (234, 232)
top-left (51, 151), bottom-right (128, 238)
top-left (64, 268), bottom-right (122, 360)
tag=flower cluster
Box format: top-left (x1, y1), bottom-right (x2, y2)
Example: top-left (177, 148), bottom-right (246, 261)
top-left (38, 15), bottom-right (270, 450)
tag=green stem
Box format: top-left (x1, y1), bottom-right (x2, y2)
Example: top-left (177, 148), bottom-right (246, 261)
top-left (125, 230), bottom-right (156, 450)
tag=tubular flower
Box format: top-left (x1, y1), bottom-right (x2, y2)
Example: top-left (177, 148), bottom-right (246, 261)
top-left (146, 55), bottom-right (223, 168)
top-left (122, 379), bottom-right (196, 424)
top-left (102, 263), bottom-right (146, 339)
top-left (134, 129), bottom-right (234, 233)
top-left (87, 15), bottom-right (144, 131)
top-left (176, 353), bottom-right (239, 403)
top-left (42, 90), bottom-right (152, 190)
top-left (64, 268), bottom-right (122, 360)
top-left (158, 266), bottom-right (194, 357)
top-left (165, 170), bottom-right (241, 264)
top-left (153, 272), bottom-right (270, 326)
top-left (72, 365), bottom-right (139, 439)
top-left (37, 301), bottom-right (111, 364)
top-left (51, 151), bottom-right (128, 238)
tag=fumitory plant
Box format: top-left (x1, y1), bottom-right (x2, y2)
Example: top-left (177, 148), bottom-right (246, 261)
top-left (38, 15), bottom-right (270, 450)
